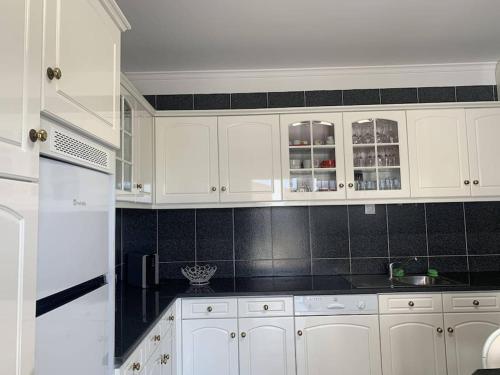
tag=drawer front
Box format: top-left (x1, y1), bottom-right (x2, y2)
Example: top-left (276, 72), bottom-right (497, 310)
top-left (163, 305), bottom-right (176, 331)
top-left (182, 298), bottom-right (237, 319)
top-left (379, 294), bottom-right (442, 314)
top-left (122, 347), bottom-right (143, 375)
top-left (238, 296), bottom-right (293, 317)
top-left (144, 321), bottom-right (162, 361)
top-left (443, 292), bottom-right (500, 312)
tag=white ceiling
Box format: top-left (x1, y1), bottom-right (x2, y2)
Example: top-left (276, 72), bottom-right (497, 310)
top-left (118, 0), bottom-right (500, 73)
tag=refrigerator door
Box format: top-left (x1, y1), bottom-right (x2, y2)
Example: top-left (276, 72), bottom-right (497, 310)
top-left (35, 284), bottom-right (110, 375)
top-left (37, 157), bottom-right (111, 299)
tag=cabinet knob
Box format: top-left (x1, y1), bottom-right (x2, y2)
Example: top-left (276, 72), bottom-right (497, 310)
top-left (211, 186), bottom-right (217, 192)
top-left (297, 330), bottom-right (303, 336)
top-left (168, 315), bottom-right (174, 321)
top-left (473, 180), bottom-right (479, 185)
top-left (29, 129), bottom-right (48, 143)
top-left (131, 362), bottom-right (141, 371)
top-left (135, 183), bottom-right (143, 190)
top-left (464, 180), bottom-right (470, 185)
top-left (447, 327), bottom-right (454, 333)
top-left (230, 332), bottom-right (236, 339)
top-left (263, 304), bottom-right (269, 311)
top-left (47, 67), bottom-right (62, 80)
top-left (161, 354), bottom-right (170, 365)
top-left (153, 334), bottom-right (161, 342)
top-left (437, 327), bottom-right (443, 334)
top-left (348, 183), bottom-right (354, 188)
top-left (207, 306), bottom-right (213, 312)
top-left (241, 332), bottom-right (247, 338)
top-left (338, 183), bottom-right (345, 189)
top-left (473, 300), bottom-right (480, 306)
top-left (221, 186), bottom-right (227, 192)
top-left (408, 301), bottom-right (415, 307)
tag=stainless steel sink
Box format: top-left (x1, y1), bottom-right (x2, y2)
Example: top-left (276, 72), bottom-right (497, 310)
top-left (349, 274), bottom-right (466, 289)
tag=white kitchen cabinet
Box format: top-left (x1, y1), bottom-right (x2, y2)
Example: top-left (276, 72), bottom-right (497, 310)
top-left (280, 113), bottom-right (346, 200)
top-left (343, 111), bottom-right (410, 199)
top-left (407, 109), bottom-right (471, 197)
top-left (238, 317), bottom-right (295, 375)
top-left (41, 0), bottom-right (129, 148)
top-left (143, 351), bottom-right (163, 375)
top-left (0, 178), bottom-right (38, 375)
top-left (182, 318), bottom-right (239, 375)
top-left (218, 115), bottom-right (281, 202)
top-left (295, 315), bottom-right (381, 375)
top-left (379, 313), bottom-right (447, 375)
top-left (133, 104), bottom-right (154, 203)
top-left (155, 117), bottom-right (220, 204)
top-left (466, 108), bottom-right (500, 197)
top-left (0, 0), bottom-right (41, 180)
top-left (444, 312), bottom-right (500, 375)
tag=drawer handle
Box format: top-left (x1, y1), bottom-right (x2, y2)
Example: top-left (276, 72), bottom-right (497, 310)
top-left (408, 301), bottom-right (415, 307)
top-left (153, 334), bottom-right (161, 342)
top-left (131, 362), bottom-right (141, 371)
top-left (473, 300), bottom-right (480, 306)
top-left (437, 327), bottom-right (443, 334)
top-left (263, 304), bottom-right (269, 311)
top-left (161, 354), bottom-right (170, 365)
top-left (47, 66), bottom-right (62, 80)
top-left (230, 332), bottom-right (236, 339)
top-left (241, 332), bottom-right (247, 338)
top-left (207, 306), bottom-right (213, 312)
top-left (448, 327), bottom-right (454, 333)
top-left (168, 314), bottom-right (175, 321)
top-left (297, 330), bottom-right (303, 336)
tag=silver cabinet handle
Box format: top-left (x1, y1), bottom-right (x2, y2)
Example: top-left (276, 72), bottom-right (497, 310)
top-left (297, 330), bottom-right (303, 336)
top-left (131, 362), bottom-right (141, 371)
top-left (348, 183), bottom-right (354, 188)
top-left (211, 186), bottom-right (217, 192)
top-left (241, 332), bottom-right (246, 338)
top-left (473, 180), bottom-right (479, 185)
top-left (221, 186), bottom-right (227, 192)
top-left (338, 183), bottom-right (345, 188)
top-left (230, 332), bottom-right (236, 339)
top-left (473, 300), bottom-right (480, 306)
top-left (464, 180), bottom-right (470, 185)
top-left (408, 301), bottom-right (415, 307)
top-left (447, 327), bottom-right (454, 333)
top-left (437, 327), bottom-right (443, 334)
top-left (207, 306), bottom-right (213, 312)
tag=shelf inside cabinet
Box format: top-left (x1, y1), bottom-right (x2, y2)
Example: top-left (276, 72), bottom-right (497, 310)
top-left (290, 168), bottom-right (313, 172)
top-left (289, 145), bottom-right (311, 149)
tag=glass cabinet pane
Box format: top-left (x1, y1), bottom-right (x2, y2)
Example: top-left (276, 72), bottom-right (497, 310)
top-left (123, 133), bottom-right (132, 163)
top-left (123, 163), bottom-right (132, 192)
top-left (123, 99), bottom-right (132, 133)
top-left (115, 160), bottom-right (122, 190)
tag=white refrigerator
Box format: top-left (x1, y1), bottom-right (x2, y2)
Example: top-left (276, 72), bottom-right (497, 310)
top-left (35, 156), bottom-right (114, 375)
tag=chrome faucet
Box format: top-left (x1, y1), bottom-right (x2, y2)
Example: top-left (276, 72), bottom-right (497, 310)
top-left (389, 257), bottom-right (418, 280)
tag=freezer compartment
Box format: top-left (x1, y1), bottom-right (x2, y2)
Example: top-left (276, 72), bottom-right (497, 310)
top-left (35, 284), bottom-right (111, 375)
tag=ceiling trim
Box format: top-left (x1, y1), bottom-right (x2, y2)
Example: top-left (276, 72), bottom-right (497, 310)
top-left (125, 62), bottom-right (497, 95)
top-left (99, 0), bottom-right (131, 31)
top-left (120, 73), bottom-right (155, 114)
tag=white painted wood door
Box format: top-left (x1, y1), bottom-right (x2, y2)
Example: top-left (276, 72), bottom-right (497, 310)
top-left (161, 323), bottom-right (174, 375)
top-left (343, 111), bottom-right (410, 199)
top-left (155, 117), bottom-right (219, 204)
top-left (218, 115), bottom-right (282, 202)
top-left (133, 102), bottom-right (154, 203)
top-left (407, 109), bottom-right (471, 197)
top-left (295, 315), bottom-right (382, 375)
top-left (466, 108), bottom-right (500, 197)
top-left (0, 178), bottom-right (38, 375)
top-left (41, 0), bottom-right (121, 147)
top-left (239, 317), bottom-right (296, 375)
top-left (444, 312), bottom-right (500, 375)
top-left (280, 113), bottom-right (346, 200)
top-left (379, 314), bottom-right (447, 375)
top-left (143, 351), bottom-right (163, 375)
top-left (182, 318), bottom-right (238, 375)
top-left (0, 0), bottom-right (41, 180)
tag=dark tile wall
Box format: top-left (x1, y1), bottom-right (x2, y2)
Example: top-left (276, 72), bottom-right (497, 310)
top-left (146, 85), bottom-right (497, 111)
top-left (116, 202), bottom-right (500, 280)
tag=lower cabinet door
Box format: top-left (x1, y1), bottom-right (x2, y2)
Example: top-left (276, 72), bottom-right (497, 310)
top-left (182, 318), bottom-right (238, 375)
top-left (143, 350), bottom-right (162, 375)
top-left (444, 312), bottom-right (500, 375)
top-left (295, 315), bottom-right (381, 375)
top-left (160, 327), bottom-right (173, 375)
top-left (380, 314), bottom-right (447, 375)
top-left (238, 317), bottom-right (296, 375)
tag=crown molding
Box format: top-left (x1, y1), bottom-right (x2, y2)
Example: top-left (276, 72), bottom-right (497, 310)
top-left (125, 62), bottom-right (497, 95)
top-left (120, 73), bottom-right (155, 114)
top-left (99, 0), bottom-right (131, 31)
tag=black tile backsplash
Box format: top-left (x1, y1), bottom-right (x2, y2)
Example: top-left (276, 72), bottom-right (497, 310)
top-left (268, 91), bottom-right (305, 108)
top-left (231, 92), bottom-right (268, 109)
top-left (342, 89), bottom-right (381, 106)
top-left (157, 94), bottom-right (193, 110)
top-left (418, 86), bottom-right (456, 103)
top-left (193, 93), bottom-right (230, 110)
top-left (117, 202), bottom-right (500, 279)
top-left (305, 90), bottom-right (343, 107)
top-left (380, 88), bottom-right (418, 104)
top-left (456, 85), bottom-right (495, 102)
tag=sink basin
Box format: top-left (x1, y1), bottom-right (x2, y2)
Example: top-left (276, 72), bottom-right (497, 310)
top-left (349, 274), bottom-right (466, 289)
top-left (394, 275), bottom-right (438, 286)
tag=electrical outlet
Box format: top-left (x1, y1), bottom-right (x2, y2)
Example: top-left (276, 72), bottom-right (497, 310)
top-left (365, 204), bottom-right (376, 215)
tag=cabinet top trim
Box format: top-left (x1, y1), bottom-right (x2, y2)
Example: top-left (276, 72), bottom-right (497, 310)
top-left (154, 101), bottom-right (500, 118)
top-left (98, 0), bottom-right (131, 31)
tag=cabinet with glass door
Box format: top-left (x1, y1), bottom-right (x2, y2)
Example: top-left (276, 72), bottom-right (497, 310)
top-left (280, 113), bottom-right (345, 200)
top-left (116, 94), bottom-right (134, 197)
top-left (343, 111), bottom-right (410, 199)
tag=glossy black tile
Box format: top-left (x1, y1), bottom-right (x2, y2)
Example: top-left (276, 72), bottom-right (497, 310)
top-left (273, 259), bottom-right (311, 276)
top-left (429, 256), bottom-right (468, 273)
top-left (348, 205), bottom-right (389, 258)
top-left (122, 209), bottom-right (157, 256)
top-left (268, 91), bottom-right (305, 108)
top-left (418, 86), bottom-right (456, 103)
top-left (115, 208), bottom-right (122, 266)
top-left (312, 258), bottom-right (350, 276)
top-left (455, 85), bottom-right (495, 102)
top-left (468, 256), bottom-right (500, 272)
top-left (387, 204), bottom-right (427, 257)
top-left (389, 256), bottom-right (429, 274)
top-left (310, 205), bottom-right (349, 258)
top-left (305, 90), bottom-right (343, 107)
top-left (426, 203), bottom-right (466, 256)
top-left (380, 88), bottom-right (418, 104)
top-left (235, 260), bottom-right (273, 277)
top-left (234, 207), bottom-right (272, 260)
top-left (494, 85), bottom-right (498, 101)
top-left (351, 258), bottom-right (389, 275)
top-left (342, 89), bottom-right (380, 106)
top-left (230, 92), bottom-right (267, 109)
top-left (193, 94), bottom-right (230, 110)
top-left (143, 95), bottom-right (156, 108)
top-left (196, 209), bottom-right (234, 261)
top-left (271, 206), bottom-right (310, 259)
top-left (159, 262), bottom-right (194, 279)
top-left (157, 94), bottom-right (193, 110)
top-left (465, 202), bottom-right (500, 255)
top-left (157, 210), bottom-right (195, 262)
top-left (208, 260), bottom-right (235, 278)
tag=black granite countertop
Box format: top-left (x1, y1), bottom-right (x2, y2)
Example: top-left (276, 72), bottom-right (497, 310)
top-left (115, 272), bottom-right (500, 367)
top-left (473, 371), bottom-right (500, 374)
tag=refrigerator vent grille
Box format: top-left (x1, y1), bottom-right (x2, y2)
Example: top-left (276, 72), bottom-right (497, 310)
top-left (53, 130), bottom-right (109, 168)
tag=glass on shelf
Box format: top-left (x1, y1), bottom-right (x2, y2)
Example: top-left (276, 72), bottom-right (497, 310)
top-left (354, 170), bottom-right (377, 191)
top-left (289, 121), bottom-right (311, 147)
top-left (378, 168), bottom-right (402, 190)
top-left (289, 148), bottom-right (311, 170)
top-left (312, 120), bottom-right (335, 147)
top-left (123, 100), bottom-right (132, 133)
top-left (313, 147), bottom-right (336, 169)
top-left (376, 118), bottom-right (399, 144)
top-left (352, 119), bottom-right (375, 144)
top-left (353, 146), bottom-right (376, 168)
top-left (290, 171), bottom-right (313, 193)
top-left (376, 145), bottom-right (400, 167)
top-left (313, 170), bottom-right (337, 192)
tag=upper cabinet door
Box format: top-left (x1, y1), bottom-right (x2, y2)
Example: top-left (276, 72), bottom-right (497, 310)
top-left (280, 113), bottom-right (346, 200)
top-left (0, 0), bottom-right (41, 181)
top-left (133, 104), bottom-right (154, 203)
top-left (155, 117), bottom-right (219, 204)
top-left (407, 109), bottom-right (470, 198)
top-left (218, 115), bottom-right (281, 202)
top-left (343, 111), bottom-right (410, 199)
top-left (41, 0), bottom-right (121, 148)
top-left (466, 108), bottom-right (500, 197)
